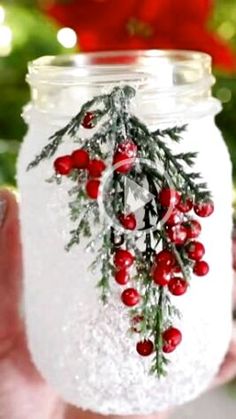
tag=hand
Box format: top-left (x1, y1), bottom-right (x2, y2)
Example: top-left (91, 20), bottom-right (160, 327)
top-left (0, 188), bottom-right (168, 419)
top-left (214, 275), bottom-right (236, 387)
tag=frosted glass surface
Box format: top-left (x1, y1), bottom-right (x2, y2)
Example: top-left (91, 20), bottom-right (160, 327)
top-left (17, 109), bottom-right (233, 415)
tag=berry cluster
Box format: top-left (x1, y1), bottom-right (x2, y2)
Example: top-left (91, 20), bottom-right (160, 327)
top-left (54, 148), bottom-right (106, 200)
top-left (159, 187), bottom-right (213, 281)
top-left (135, 327), bottom-right (182, 357)
top-left (53, 114), bottom-right (138, 204)
top-left (114, 249), bottom-right (135, 286)
top-left (53, 112), bottom-right (106, 200)
top-left (113, 246), bottom-right (184, 356)
top-left (113, 246), bottom-right (183, 356)
top-left (112, 187), bottom-right (214, 359)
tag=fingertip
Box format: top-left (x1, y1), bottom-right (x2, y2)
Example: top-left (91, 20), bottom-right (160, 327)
top-left (0, 188), bottom-right (19, 231)
top-left (0, 187), bottom-right (23, 345)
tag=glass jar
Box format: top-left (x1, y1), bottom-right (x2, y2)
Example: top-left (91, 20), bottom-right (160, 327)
top-left (18, 51), bottom-right (233, 415)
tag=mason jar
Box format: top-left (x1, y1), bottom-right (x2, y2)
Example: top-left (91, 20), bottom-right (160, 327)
top-left (17, 51), bottom-right (233, 416)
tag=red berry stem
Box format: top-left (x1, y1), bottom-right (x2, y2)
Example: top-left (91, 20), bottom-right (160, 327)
top-left (151, 286), bottom-right (169, 376)
top-left (168, 241), bottom-right (190, 283)
top-left (97, 232), bottom-right (113, 304)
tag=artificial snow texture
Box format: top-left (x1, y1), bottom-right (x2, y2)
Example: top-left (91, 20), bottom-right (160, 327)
top-left (18, 107), bottom-right (233, 415)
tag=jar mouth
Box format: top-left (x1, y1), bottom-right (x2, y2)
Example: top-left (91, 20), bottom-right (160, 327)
top-left (29, 50), bottom-right (211, 69)
top-left (26, 50), bottom-right (220, 123)
top-left (27, 50), bottom-right (213, 89)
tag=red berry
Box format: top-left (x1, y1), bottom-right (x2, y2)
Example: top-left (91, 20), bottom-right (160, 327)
top-left (168, 277), bottom-right (188, 296)
top-left (163, 208), bottom-right (182, 226)
top-left (113, 152), bottom-right (135, 174)
top-left (167, 224), bottom-right (187, 245)
top-left (155, 249), bottom-right (176, 267)
top-left (136, 340), bottom-right (154, 356)
top-left (88, 159), bottom-right (106, 178)
top-left (163, 327), bottom-right (182, 347)
top-left (131, 315), bottom-right (144, 333)
top-left (114, 249), bottom-right (134, 269)
top-left (163, 343), bottom-right (176, 353)
top-left (184, 220), bottom-right (202, 239)
top-left (159, 188), bottom-right (181, 208)
top-left (193, 260), bottom-right (209, 276)
top-left (115, 269), bottom-right (130, 285)
top-left (54, 155), bottom-right (73, 175)
top-left (82, 112), bottom-right (95, 129)
top-left (119, 213), bottom-right (137, 230)
top-left (186, 241), bottom-right (205, 261)
top-left (71, 149), bottom-right (89, 169)
top-left (172, 264), bottom-right (182, 274)
top-left (194, 201), bottom-right (214, 217)
top-left (121, 288), bottom-right (140, 307)
top-left (152, 265), bottom-right (172, 286)
top-left (176, 198), bottom-right (193, 213)
top-left (86, 179), bottom-right (100, 199)
top-left (118, 139), bottom-right (138, 157)
top-left (113, 139), bottom-right (137, 174)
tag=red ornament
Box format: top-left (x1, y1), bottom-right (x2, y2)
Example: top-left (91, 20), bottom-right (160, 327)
top-left (114, 249), bottom-right (134, 269)
top-left (86, 179), bottom-right (100, 199)
top-left (121, 288), bottom-right (140, 307)
top-left (159, 188), bottom-right (181, 208)
top-left (186, 241), bottom-right (205, 261)
top-left (155, 249), bottom-right (176, 267)
top-left (152, 264), bottom-right (172, 286)
top-left (167, 224), bottom-right (187, 245)
top-left (184, 219), bottom-right (202, 239)
top-left (193, 260), bottom-right (209, 276)
top-left (115, 269), bottom-right (130, 285)
top-left (136, 339), bottom-right (154, 356)
top-left (176, 197), bottom-right (193, 213)
top-left (194, 201), bottom-right (214, 217)
top-left (54, 155), bottom-right (73, 175)
top-left (119, 213), bottom-right (137, 230)
top-left (113, 139), bottom-right (137, 174)
top-left (71, 149), bottom-right (90, 169)
top-left (163, 327), bottom-right (182, 348)
top-left (168, 277), bottom-right (188, 296)
top-left (88, 158), bottom-right (106, 178)
top-left (163, 208), bottom-right (182, 226)
top-left (82, 111), bottom-right (96, 129)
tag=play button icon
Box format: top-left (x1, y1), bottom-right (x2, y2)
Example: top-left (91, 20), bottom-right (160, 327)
top-left (98, 157), bottom-right (173, 234)
top-left (124, 177), bottom-right (156, 214)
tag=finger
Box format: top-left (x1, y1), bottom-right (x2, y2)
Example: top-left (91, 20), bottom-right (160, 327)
top-left (0, 189), bottom-right (23, 351)
top-left (0, 189), bottom-right (63, 418)
top-left (64, 405), bottom-right (170, 419)
top-left (214, 322), bottom-right (236, 387)
top-left (0, 331), bottom-right (64, 419)
top-left (233, 273), bottom-right (236, 307)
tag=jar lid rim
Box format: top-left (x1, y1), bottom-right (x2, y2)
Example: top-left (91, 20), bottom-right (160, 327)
top-left (29, 50), bottom-right (212, 71)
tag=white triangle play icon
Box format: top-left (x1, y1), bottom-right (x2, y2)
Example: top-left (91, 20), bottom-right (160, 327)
top-left (124, 177), bottom-right (156, 214)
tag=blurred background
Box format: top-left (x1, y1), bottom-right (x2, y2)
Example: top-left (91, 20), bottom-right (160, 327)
top-left (1, 0), bottom-right (236, 185)
top-left (0, 0), bottom-right (235, 413)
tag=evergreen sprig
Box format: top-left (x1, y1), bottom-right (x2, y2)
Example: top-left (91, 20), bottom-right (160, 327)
top-left (28, 85), bottom-right (212, 378)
